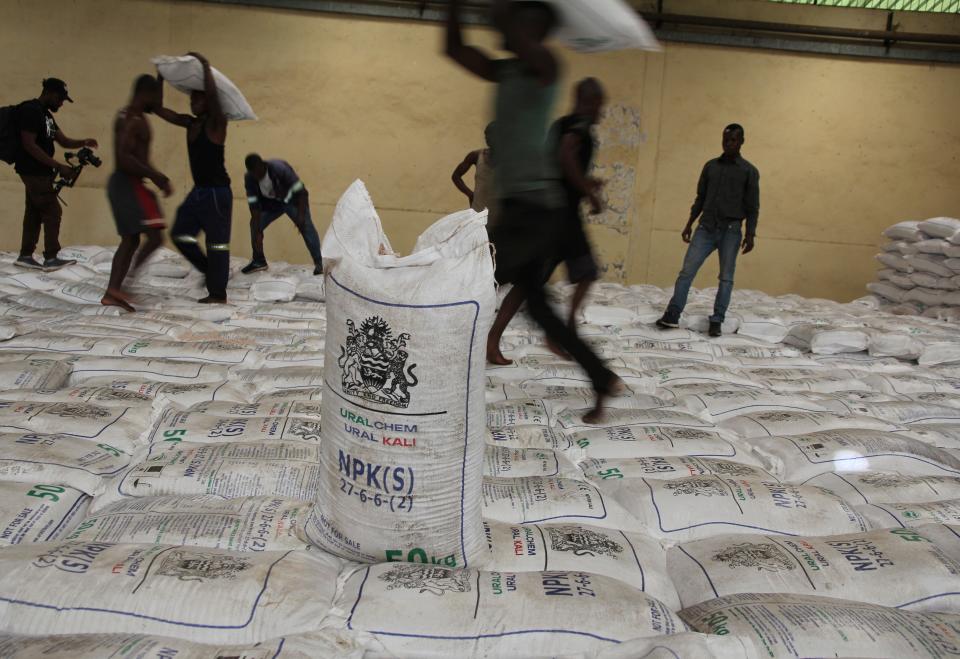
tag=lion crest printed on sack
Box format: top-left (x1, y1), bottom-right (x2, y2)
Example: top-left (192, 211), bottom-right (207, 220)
top-left (339, 316), bottom-right (418, 408)
top-left (859, 473), bottom-right (911, 488)
top-left (93, 390), bottom-right (152, 403)
top-left (670, 428), bottom-right (713, 440)
top-left (378, 564), bottom-right (471, 595)
top-left (712, 542), bottom-right (796, 572)
top-left (289, 419), bottom-right (322, 442)
top-left (707, 461), bottom-right (758, 477)
top-left (47, 403), bottom-right (112, 419)
top-left (156, 549), bottom-right (252, 582)
top-left (292, 402), bottom-right (323, 418)
top-left (663, 478), bottom-right (729, 497)
top-left (547, 526), bottom-right (623, 557)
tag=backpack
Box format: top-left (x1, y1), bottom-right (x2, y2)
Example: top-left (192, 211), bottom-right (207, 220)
top-left (0, 104), bottom-right (19, 165)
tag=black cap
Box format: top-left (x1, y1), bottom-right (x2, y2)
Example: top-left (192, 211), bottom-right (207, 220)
top-left (42, 78), bottom-right (73, 103)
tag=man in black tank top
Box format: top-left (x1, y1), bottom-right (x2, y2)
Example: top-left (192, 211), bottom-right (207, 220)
top-left (154, 52), bottom-right (232, 304)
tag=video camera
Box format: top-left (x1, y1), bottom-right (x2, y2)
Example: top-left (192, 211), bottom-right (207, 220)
top-left (53, 146), bottom-right (102, 195)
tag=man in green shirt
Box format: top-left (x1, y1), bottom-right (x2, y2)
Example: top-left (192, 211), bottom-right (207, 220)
top-left (445, 0), bottom-right (621, 422)
top-left (656, 123), bottom-right (760, 337)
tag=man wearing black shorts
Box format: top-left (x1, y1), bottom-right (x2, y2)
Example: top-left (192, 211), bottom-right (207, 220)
top-left (550, 77), bottom-right (606, 330)
top-left (102, 75), bottom-right (173, 312)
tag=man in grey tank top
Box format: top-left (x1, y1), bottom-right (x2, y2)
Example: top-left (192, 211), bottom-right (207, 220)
top-left (445, 0), bottom-right (622, 423)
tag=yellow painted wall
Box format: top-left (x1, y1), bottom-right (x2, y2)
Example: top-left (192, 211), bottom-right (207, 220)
top-left (1, 0), bottom-right (958, 302)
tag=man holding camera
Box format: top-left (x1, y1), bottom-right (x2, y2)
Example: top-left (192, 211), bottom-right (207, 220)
top-left (15, 78), bottom-right (99, 270)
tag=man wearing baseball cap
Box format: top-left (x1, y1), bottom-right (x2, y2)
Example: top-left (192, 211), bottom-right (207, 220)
top-left (14, 78), bottom-right (99, 270)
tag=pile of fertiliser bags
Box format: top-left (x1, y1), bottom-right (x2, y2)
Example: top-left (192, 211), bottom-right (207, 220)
top-left (869, 216), bottom-right (960, 322)
top-left (2, 183), bottom-right (960, 658)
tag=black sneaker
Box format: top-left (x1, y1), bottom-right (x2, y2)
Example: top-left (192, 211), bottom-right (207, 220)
top-left (42, 257), bottom-right (77, 271)
top-left (655, 315), bottom-right (680, 330)
top-left (709, 321), bottom-right (722, 337)
top-left (313, 264), bottom-right (323, 276)
top-left (14, 256), bottom-right (43, 270)
top-left (241, 261), bottom-right (268, 275)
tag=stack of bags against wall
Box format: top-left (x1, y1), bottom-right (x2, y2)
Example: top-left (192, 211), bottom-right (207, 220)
top-left (869, 217), bottom-right (960, 321)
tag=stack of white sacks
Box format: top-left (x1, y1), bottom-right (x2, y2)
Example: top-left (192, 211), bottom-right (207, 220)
top-left (869, 216), bottom-right (960, 322)
top-left (4, 227), bottom-right (960, 656)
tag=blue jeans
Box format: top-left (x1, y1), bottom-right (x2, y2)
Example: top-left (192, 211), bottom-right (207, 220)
top-left (665, 221), bottom-right (742, 324)
top-left (252, 200), bottom-right (323, 267)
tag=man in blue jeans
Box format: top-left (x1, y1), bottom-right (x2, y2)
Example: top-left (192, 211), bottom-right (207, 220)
top-left (241, 154), bottom-right (323, 275)
top-left (656, 123), bottom-right (759, 337)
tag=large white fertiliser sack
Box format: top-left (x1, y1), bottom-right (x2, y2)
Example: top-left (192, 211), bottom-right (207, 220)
top-left (485, 381), bottom-right (661, 408)
top-left (807, 471), bottom-right (960, 505)
top-left (483, 520), bottom-right (679, 608)
top-left (745, 429), bottom-right (960, 481)
top-left (482, 476), bottom-right (641, 530)
top-left (579, 456), bottom-right (772, 482)
top-left (567, 425), bottom-right (756, 463)
top-left (233, 366), bottom-right (326, 392)
top-left (548, 0), bottom-right (659, 53)
top-left (922, 343), bottom-right (960, 367)
top-left (0, 432), bottom-right (131, 494)
top-left (844, 400), bottom-right (960, 425)
top-left (0, 401), bottom-right (148, 453)
top-left (68, 356), bottom-right (229, 385)
top-left (483, 445), bottom-right (581, 478)
top-left (0, 630), bottom-right (370, 659)
top-left (785, 324), bottom-right (869, 354)
top-left (648, 364), bottom-right (759, 388)
top-left (0, 481), bottom-right (89, 547)
top-left (250, 273), bottom-right (299, 302)
top-left (92, 441), bottom-right (323, 512)
top-left (599, 476), bottom-right (868, 542)
top-left (119, 338), bottom-right (267, 367)
top-left (0, 359), bottom-right (71, 390)
top-left (668, 525), bottom-right (960, 612)
top-left (680, 592), bottom-right (960, 659)
top-left (0, 542), bottom-right (339, 643)
top-left (719, 410), bottom-right (898, 438)
top-left (256, 385), bottom-right (324, 403)
top-left (589, 632), bottom-right (752, 659)
top-left (884, 220), bottom-right (924, 241)
top-left (678, 389), bottom-right (850, 421)
top-left (333, 563), bottom-right (683, 658)
top-left (0, 332), bottom-right (127, 356)
top-left (0, 385), bottom-right (153, 407)
top-left (82, 379), bottom-right (256, 406)
top-left (555, 406), bottom-right (723, 433)
top-left (186, 399), bottom-right (323, 419)
top-left (305, 181), bottom-right (494, 568)
top-left (898, 424), bottom-right (960, 449)
top-left (486, 425), bottom-right (576, 452)
top-left (64, 495), bottom-right (311, 552)
top-left (857, 500), bottom-right (960, 527)
top-left (919, 217), bottom-right (960, 240)
top-left (144, 408), bottom-right (322, 444)
top-left (866, 373), bottom-right (960, 395)
top-left (153, 55), bottom-right (257, 121)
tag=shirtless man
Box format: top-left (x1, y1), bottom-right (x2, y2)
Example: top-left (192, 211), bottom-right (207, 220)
top-left (451, 122), bottom-right (498, 225)
top-left (101, 74), bottom-right (172, 312)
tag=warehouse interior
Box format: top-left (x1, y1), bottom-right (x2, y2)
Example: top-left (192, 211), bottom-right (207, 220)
top-left (1, 0), bottom-right (960, 657)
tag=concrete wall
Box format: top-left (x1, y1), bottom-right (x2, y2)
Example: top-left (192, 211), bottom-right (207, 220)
top-left (1, 0), bottom-right (958, 301)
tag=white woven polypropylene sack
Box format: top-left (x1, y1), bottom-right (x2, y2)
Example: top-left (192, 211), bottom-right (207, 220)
top-left (0, 401), bottom-right (149, 453)
top-left (92, 441), bottom-right (323, 513)
top-left (0, 359), bottom-right (71, 390)
top-left (486, 425), bottom-right (575, 451)
top-left (807, 471), bottom-right (960, 504)
top-left (0, 542), bottom-right (339, 644)
top-left (599, 476), bottom-right (868, 542)
top-left (719, 410), bottom-right (898, 439)
top-left (482, 476), bottom-right (641, 530)
top-left (668, 525), bottom-right (960, 612)
top-left (548, 0), bottom-right (660, 53)
top-left (152, 55), bottom-right (257, 121)
top-left (680, 592), bottom-right (960, 659)
top-left (883, 221), bottom-right (924, 241)
top-left (144, 408), bottom-right (322, 445)
top-left (305, 181), bottom-right (494, 568)
top-left (0, 433), bottom-right (131, 494)
top-left (483, 445), bottom-right (581, 478)
top-left (0, 481), bottom-right (89, 547)
top-left (483, 520), bottom-right (680, 608)
top-left (65, 495), bottom-right (311, 551)
top-left (579, 456), bottom-right (772, 481)
top-left (568, 425), bottom-right (757, 463)
top-left (919, 217), bottom-right (960, 240)
top-left (334, 563), bottom-right (683, 658)
top-left (251, 273), bottom-right (299, 302)
top-left (858, 500), bottom-right (960, 527)
top-left (746, 429), bottom-right (960, 482)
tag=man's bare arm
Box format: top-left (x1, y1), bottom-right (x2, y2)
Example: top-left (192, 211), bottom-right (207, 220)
top-left (444, 0), bottom-right (498, 82)
top-left (153, 73), bottom-right (194, 128)
top-left (452, 150), bottom-right (479, 202)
